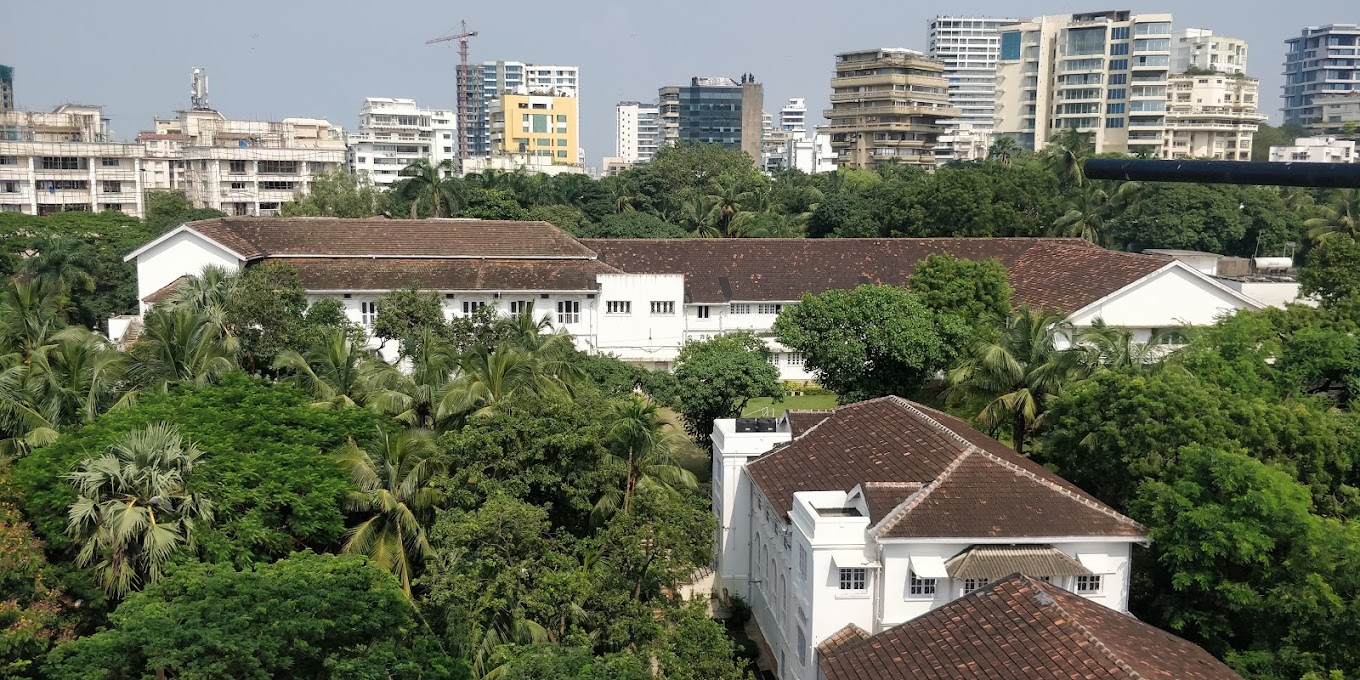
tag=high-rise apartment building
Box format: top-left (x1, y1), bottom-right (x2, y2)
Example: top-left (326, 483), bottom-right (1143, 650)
top-left (614, 101), bottom-right (661, 163)
top-left (823, 48), bottom-right (958, 168)
top-left (657, 75), bottom-right (764, 161)
top-left (1171, 29), bottom-right (1248, 75)
top-left (927, 17), bottom-right (1015, 131)
top-left (488, 88), bottom-right (579, 165)
top-left (348, 98), bottom-right (456, 187)
top-left (1311, 92), bottom-right (1360, 136)
top-left (779, 98), bottom-right (807, 134)
top-left (1165, 72), bottom-right (1264, 160)
top-left (0, 65), bottom-right (12, 112)
top-left (1283, 24), bottom-right (1360, 127)
top-left (995, 10), bottom-right (1173, 155)
top-left (461, 61), bottom-right (579, 158)
top-left (0, 104), bottom-right (145, 217)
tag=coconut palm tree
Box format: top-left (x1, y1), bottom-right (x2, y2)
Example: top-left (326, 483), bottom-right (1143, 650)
top-left (1076, 318), bottom-right (1180, 372)
top-left (0, 278), bottom-right (65, 360)
top-left (399, 158), bottom-right (456, 218)
top-left (126, 306), bottom-right (237, 393)
top-left (1305, 188), bottom-right (1360, 241)
top-left (680, 195), bottom-right (721, 238)
top-left (337, 427), bottom-right (444, 598)
top-left (27, 326), bottom-right (129, 429)
top-left (594, 396), bottom-right (697, 519)
top-left (988, 136), bottom-right (1021, 165)
top-left (706, 174), bottom-right (754, 236)
top-left (66, 422), bottom-right (215, 598)
top-left (163, 265), bottom-right (239, 353)
top-left (945, 306), bottom-right (1083, 454)
top-left (0, 359), bottom-right (56, 456)
top-left (436, 344), bottom-right (557, 422)
top-left (272, 327), bottom-right (378, 408)
top-left (1045, 127), bottom-right (1093, 188)
top-left (366, 328), bottom-right (461, 428)
top-left (20, 236), bottom-right (97, 294)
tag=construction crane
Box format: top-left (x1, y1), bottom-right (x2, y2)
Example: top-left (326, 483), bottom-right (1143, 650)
top-left (426, 20), bottom-right (478, 160)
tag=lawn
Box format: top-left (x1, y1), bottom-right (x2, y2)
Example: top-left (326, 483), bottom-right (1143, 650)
top-left (741, 394), bottom-right (839, 417)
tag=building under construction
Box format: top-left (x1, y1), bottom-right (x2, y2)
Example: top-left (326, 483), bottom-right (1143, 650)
top-left (0, 65), bottom-right (13, 112)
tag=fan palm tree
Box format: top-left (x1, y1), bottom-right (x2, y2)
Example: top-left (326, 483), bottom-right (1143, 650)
top-left (1076, 319), bottom-right (1180, 372)
top-left (20, 236), bottom-right (97, 294)
top-left (337, 427), bottom-right (444, 598)
top-left (988, 136), bottom-right (1021, 165)
top-left (1305, 188), bottom-right (1360, 241)
top-left (594, 396), bottom-right (697, 519)
top-left (0, 277), bottom-right (65, 360)
top-left (27, 326), bottom-right (129, 429)
top-left (66, 422), bottom-right (215, 598)
top-left (272, 328), bottom-right (378, 408)
top-left (399, 158), bottom-right (456, 218)
top-left (945, 306), bottom-right (1083, 454)
top-left (126, 306), bottom-right (238, 393)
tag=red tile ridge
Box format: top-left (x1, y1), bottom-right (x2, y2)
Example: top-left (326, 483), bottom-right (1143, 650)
top-left (1028, 576), bottom-right (1146, 679)
top-left (870, 446), bottom-right (974, 537)
top-left (970, 446), bottom-right (1147, 534)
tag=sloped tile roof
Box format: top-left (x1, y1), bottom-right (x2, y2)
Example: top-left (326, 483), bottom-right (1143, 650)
top-left (816, 624), bottom-right (871, 657)
top-left (186, 217), bottom-right (600, 259)
top-left (745, 397), bottom-right (1144, 540)
top-left (784, 409), bottom-right (833, 436)
top-left (275, 257), bottom-right (621, 292)
top-left (819, 574), bottom-right (1243, 680)
top-left (857, 482), bottom-right (924, 524)
top-left (944, 545), bottom-right (1091, 580)
top-left (141, 275), bottom-right (190, 303)
top-left (584, 238), bottom-right (1171, 314)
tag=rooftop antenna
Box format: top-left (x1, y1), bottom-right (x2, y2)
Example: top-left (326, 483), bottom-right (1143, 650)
top-left (426, 20), bottom-right (478, 159)
top-left (190, 67), bottom-right (210, 110)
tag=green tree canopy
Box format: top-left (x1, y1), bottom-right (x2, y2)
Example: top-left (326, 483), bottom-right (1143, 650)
top-left (579, 212), bottom-right (687, 239)
top-left (673, 332), bottom-right (783, 445)
top-left (908, 254), bottom-right (1013, 320)
top-left (281, 168), bottom-right (384, 218)
top-left (1300, 236), bottom-right (1360, 306)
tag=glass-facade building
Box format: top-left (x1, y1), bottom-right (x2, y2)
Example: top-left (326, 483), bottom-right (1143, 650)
top-left (1283, 24), bottom-right (1360, 127)
top-left (677, 79), bottom-right (745, 148)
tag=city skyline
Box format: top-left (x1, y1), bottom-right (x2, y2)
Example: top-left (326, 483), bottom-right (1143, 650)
top-left (1, 0), bottom-right (1354, 167)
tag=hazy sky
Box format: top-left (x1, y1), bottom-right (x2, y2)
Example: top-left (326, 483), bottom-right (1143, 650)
top-left (2, 1), bottom-right (1355, 167)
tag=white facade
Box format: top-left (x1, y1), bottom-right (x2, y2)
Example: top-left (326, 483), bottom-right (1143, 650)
top-left (1164, 73), bottom-right (1265, 160)
top-left (1313, 92), bottom-right (1360, 135)
top-left (348, 98), bottom-right (455, 187)
top-left (1171, 28), bottom-right (1248, 75)
top-left (933, 122), bottom-right (994, 164)
top-left (0, 105), bottom-right (145, 218)
top-left (996, 10), bottom-right (1174, 155)
top-left (613, 101), bottom-right (660, 164)
top-left (927, 16), bottom-right (1014, 131)
top-left (778, 98), bottom-right (807, 135)
top-left (1269, 136), bottom-right (1357, 163)
top-left (712, 413), bottom-right (1141, 680)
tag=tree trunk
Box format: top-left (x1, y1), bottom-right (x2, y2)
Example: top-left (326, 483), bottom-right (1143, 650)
top-left (1013, 411), bottom-right (1027, 456)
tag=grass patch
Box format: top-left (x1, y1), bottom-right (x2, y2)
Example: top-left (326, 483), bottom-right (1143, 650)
top-left (741, 394), bottom-right (839, 417)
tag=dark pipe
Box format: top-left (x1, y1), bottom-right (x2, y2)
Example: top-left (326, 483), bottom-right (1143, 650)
top-left (1084, 158), bottom-right (1360, 188)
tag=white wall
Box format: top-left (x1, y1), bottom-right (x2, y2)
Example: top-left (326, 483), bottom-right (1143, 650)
top-left (596, 273), bottom-right (686, 368)
top-left (134, 230), bottom-right (242, 313)
top-left (1221, 279), bottom-right (1307, 309)
top-left (1066, 263), bottom-right (1257, 335)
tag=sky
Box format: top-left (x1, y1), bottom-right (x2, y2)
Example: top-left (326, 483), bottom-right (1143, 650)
top-left (2, 0), bottom-right (1356, 168)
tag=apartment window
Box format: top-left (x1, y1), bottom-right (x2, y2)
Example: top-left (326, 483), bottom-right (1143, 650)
top-left (101, 181), bottom-right (122, 193)
top-left (100, 157), bottom-right (121, 167)
top-left (1109, 59), bottom-right (1128, 70)
top-left (308, 162), bottom-right (328, 174)
top-left (556, 138), bottom-right (567, 146)
top-left (696, 305), bottom-right (710, 319)
top-left (730, 303), bottom-right (751, 314)
top-left (1076, 575), bottom-right (1103, 594)
top-left (799, 546), bottom-right (808, 581)
top-left (556, 151), bottom-right (568, 158)
top-left (787, 352), bottom-right (805, 366)
top-left (508, 300), bottom-right (532, 315)
top-left (838, 567), bottom-right (867, 591)
top-left (0, 156), bottom-right (16, 166)
top-left (1107, 88), bottom-right (1126, 100)
top-left (1110, 42), bottom-right (1129, 56)
top-left (650, 301), bottom-right (674, 315)
top-left (258, 160), bottom-right (297, 174)
top-left (39, 180), bottom-right (88, 191)
top-left (229, 160), bottom-right (247, 173)
top-left (1111, 26), bottom-right (1130, 40)
top-left (962, 578), bottom-right (986, 594)
top-left (230, 182), bottom-right (247, 190)
top-left (606, 301), bottom-right (632, 315)
top-left (0, 205), bottom-right (21, 212)
top-left (1106, 103), bottom-right (1126, 114)
top-left (908, 570), bottom-right (937, 597)
top-left (40, 156), bottom-right (85, 170)
top-left (1105, 117), bottom-right (1126, 129)
top-left (0, 181), bottom-right (18, 194)
top-left (105, 203), bottom-right (122, 211)
top-left (360, 301), bottom-right (379, 328)
top-left (757, 303), bottom-right (782, 315)
top-left (557, 300), bottom-right (580, 324)
top-left (462, 300), bottom-right (488, 315)
top-left (1109, 74), bottom-right (1127, 85)
top-left (796, 627), bottom-right (808, 666)
top-left (259, 181), bottom-right (296, 191)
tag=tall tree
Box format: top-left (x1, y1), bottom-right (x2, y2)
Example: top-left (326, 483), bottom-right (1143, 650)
top-left (126, 306), bottom-right (237, 393)
top-left (945, 305), bottom-right (1080, 454)
top-left (673, 332), bottom-right (783, 445)
top-left (272, 327), bottom-right (379, 408)
top-left (280, 168), bottom-right (384, 218)
top-left (337, 427), bottom-right (444, 597)
top-left (1044, 127), bottom-right (1093, 187)
top-left (908, 254), bottom-right (1013, 321)
top-left (1304, 188), bottom-right (1360, 242)
top-left (594, 396), bottom-right (697, 519)
top-left (26, 326), bottom-right (129, 429)
top-left (1300, 236), bottom-right (1360, 306)
top-left (398, 158), bottom-right (456, 218)
top-left (65, 423), bottom-right (215, 598)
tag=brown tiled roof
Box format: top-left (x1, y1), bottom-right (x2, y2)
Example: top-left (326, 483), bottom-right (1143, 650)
top-left (857, 482), bottom-right (923, 524)
top-left (142, 275), bottom-right (189, 303)
top-left (816, 624), bottom-right (871, 657)
top-left (944, 545), bottom-right (1091, 580)
top-left (819, 574), bottom-right (1242, 680)
top-left (584, 238), bottom-right (1171, 314)
top-left (186, 217), bottom-right (600, 260)
top-left (275, 257), bottom-right (621, 292)
top-left (745, 397), bottom-right (1144, 540)
top-left (784, 409), bottom-right (833, 436)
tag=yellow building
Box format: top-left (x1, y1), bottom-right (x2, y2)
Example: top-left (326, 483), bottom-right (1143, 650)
top-left (489, 89), bottom-right (579, 165)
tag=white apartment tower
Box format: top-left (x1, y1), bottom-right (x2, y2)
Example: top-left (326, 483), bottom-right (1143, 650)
top-left (927, 16), bottom-right (1015, 131)
top-left (614, 101), bottom-right (660, 164)
top-left (1164, 72), bottom-right (1264, 160)
top-left (779, 98), bottom-right (807, 135)
top-left (0, 105), bottom-right (145, 217)
top-left (995, 10), bottom-right (1173, 155)
top-left (348, 98), bottom-right (456, 187)
top-left (1171, 29), bottom-right (1248, 75)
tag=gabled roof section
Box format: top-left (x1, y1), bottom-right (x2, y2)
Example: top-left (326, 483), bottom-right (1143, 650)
top-left (745, 397), bottom-right (1144, 540)
top-left (173, 217), bottom-right (602, 260)
top-left (819, 574), bottom-right (1243, 680)
top-left (585, 238), bottom-right (1171, 314)
top-left (276, 257), bottom-right (621, 293)
top-left (784, 409), bottom-right (833, 436)
top-left (142, 276), bottom-right (189, 304)
top-left (124, 223), bottom-right (250, 262)
top-left (816, 624), bottom-right (871, 657)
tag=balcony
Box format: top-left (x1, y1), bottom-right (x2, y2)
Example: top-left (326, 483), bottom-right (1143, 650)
top-left (825, 103), bottom-right (957, 118)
